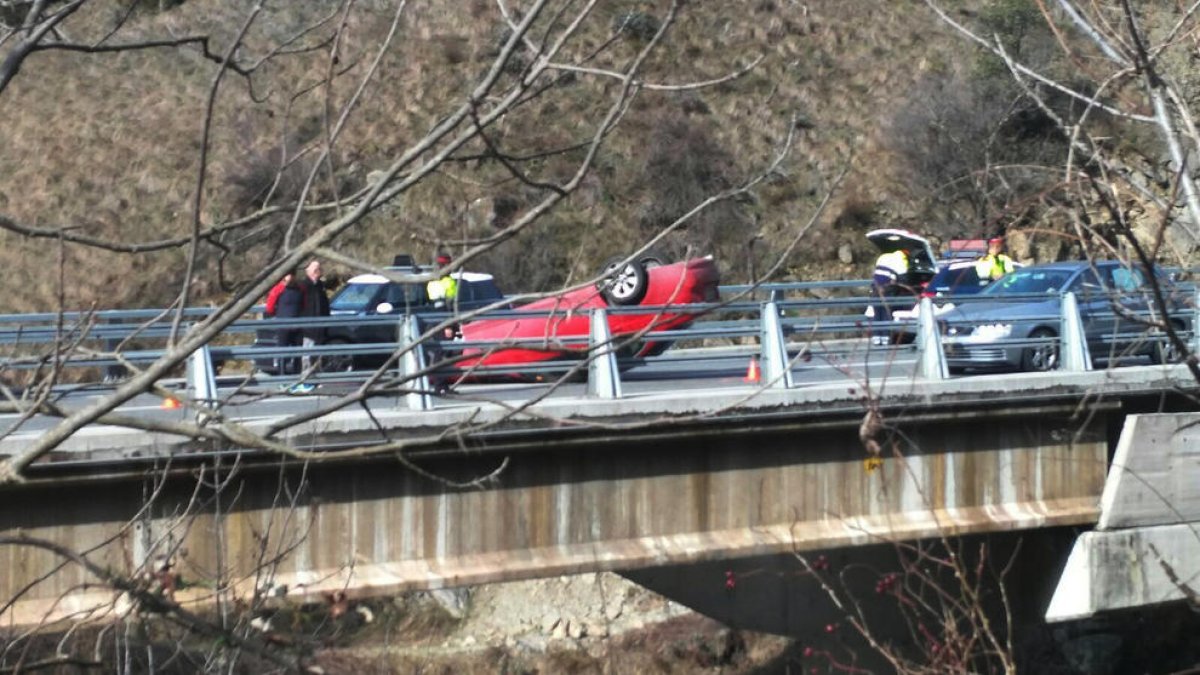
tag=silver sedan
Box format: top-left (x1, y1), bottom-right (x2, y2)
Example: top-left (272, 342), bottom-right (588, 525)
top-left (936, 261), bottom-right (1188, 372)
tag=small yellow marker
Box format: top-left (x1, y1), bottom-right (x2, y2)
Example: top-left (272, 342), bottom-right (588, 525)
top-left (863, 456), bottom-right (883, 473)
top-left (161, 397), bottom-right (182, 410)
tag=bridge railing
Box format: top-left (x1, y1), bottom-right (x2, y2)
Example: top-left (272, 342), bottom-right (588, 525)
top-left (0, 280), bottom-right (1195, 409)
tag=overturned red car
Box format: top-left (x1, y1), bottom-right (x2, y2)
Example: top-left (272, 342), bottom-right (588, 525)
top-left (456, 256), bottom-right (720, 368)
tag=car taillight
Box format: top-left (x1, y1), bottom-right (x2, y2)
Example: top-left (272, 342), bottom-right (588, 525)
top-left (921, 290), bottom-right (935, 298)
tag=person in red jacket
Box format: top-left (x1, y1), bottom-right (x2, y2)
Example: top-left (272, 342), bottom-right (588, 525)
top-left (264, 270), bottom-right (294, 317)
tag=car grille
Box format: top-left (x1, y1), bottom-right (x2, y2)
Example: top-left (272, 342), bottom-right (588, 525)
top-left (944, 344), bottom-right (1008, 362)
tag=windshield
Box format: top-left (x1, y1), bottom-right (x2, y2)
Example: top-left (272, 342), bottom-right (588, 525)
top-left (330, 282), bottom-right (383, 312)
top-left (929, 266), bottom-right (984, 295)
top-left (982, 269), bottom-right (1074, 295)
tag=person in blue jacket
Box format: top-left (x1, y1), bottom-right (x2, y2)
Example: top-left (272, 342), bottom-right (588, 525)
top-left (273, 268), bottom-right (305, 376)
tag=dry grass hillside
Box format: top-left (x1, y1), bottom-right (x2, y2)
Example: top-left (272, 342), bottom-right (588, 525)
top-left (0, 0), bottom-right (1187, 312)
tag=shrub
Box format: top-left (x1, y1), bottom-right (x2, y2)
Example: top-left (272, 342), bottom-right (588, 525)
top-left (612, 11), bottom-right (661, 42)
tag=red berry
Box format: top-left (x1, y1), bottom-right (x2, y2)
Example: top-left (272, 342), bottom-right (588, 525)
top-left (825, 623), bottom-right (836, 633)
top-left (803, 646), bottom-right (814, 658)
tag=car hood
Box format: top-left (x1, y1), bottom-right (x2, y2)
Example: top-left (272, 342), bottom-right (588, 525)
top-left (940, 297), bottom-right (1062, 323)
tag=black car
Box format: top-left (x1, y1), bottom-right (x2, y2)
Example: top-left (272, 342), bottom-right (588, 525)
top-left (254, 263), bottom-right (505, 374)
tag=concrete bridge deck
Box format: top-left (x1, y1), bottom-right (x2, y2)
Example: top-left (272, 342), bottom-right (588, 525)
top-left (1, 364), bottom-right (1196, 627)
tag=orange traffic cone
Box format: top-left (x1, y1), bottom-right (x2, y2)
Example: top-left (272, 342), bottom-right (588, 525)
top-left (744, 356), bottom-right (761, 383)
top-left (161, 397), bottom-right (182, 410)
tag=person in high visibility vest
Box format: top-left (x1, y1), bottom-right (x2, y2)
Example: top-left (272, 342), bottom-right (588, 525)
top-left (426, 253), bottom-right (459, 308)
top-left (870, 248), bottom-right (910, 322)
top-left (975, 236), bottom-right (1016, 282)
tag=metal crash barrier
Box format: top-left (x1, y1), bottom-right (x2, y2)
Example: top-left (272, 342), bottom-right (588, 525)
top-left (0, 278), bottom-right (1194, 410)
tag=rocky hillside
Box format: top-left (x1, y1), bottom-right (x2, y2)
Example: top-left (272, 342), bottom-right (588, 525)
top-left (0, 0), bottom-right (1189, 312)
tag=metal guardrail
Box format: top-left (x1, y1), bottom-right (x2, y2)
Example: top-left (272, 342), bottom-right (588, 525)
top-left (0, 281), bottom-right (1195, 412)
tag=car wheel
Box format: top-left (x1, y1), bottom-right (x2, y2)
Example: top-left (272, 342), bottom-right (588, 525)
top-left (1150, 321), bottom-right (1186, 364)
top-left (1021, 328), bottom-right (1059, 372)
top-left (598, 256), bottom-right (649, 306)
top-left (319, 339), bottom-right (355, 373)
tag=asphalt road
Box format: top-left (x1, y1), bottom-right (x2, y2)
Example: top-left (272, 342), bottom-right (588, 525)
top-left (0, 345), bottom-right (922, 436)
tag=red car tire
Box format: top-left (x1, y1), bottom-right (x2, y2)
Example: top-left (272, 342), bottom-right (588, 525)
top-left (599, 257), bottom-right (649, 306)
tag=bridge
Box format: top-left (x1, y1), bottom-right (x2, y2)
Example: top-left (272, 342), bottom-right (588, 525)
top-left (1, 285), bottom-right (1199, 633)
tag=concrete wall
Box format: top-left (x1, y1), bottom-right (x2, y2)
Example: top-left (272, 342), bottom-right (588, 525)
top-left (1048, 412), bottom-right (1200, 622)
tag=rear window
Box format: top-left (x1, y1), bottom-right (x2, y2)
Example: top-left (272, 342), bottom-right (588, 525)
top-left (461, 279), bottom-right (503, 302)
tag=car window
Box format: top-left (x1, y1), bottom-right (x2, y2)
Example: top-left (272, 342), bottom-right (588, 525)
top-left (1109, 267), bottom-right (1145, 292)
top-left (330, 283), bottom-right (383, 312)
top-left (1067, 269), bottom-right (1103, 295)
top-left (983, 269), bottom-right (1074, 295)
top-left (929, 266), bottom-right (984, 294)
top-left (463, 279), bottom-right (503, 302)
top-left (383, 282), bottom-right (430, 310)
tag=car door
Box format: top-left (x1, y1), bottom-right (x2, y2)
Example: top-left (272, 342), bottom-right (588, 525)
top-left (360, 282), bottom-right (420, 343)
top-left (1064, 267), bottom-right (1118, 355)
top-left (1102, 265), bottom-right (1157, 354)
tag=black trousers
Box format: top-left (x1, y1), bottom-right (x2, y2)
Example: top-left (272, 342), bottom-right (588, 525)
top-left (277, 329), bottom-right (302, 375)
top-left (870, 282), bottom-right (911, 323)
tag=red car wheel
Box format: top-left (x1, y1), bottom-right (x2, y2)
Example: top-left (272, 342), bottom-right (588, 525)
top-left (599, 257), bottom-right (649, 306)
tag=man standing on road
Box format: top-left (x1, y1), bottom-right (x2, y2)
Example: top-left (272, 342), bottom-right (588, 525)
top-left (298, 259), bottom-right (330, 378)
top-left (263, 269), bottom-right (293, 318)
top-left (975, 236), bottom-right (1016, 283)
top-left (425, 253), bottom-right (460, 395)
top-left (426, 253), bottom-right (459, 309)
top-left (870, 247), bottom-right (910, 323)
top-left (273, 267), bottom-right (305, 376)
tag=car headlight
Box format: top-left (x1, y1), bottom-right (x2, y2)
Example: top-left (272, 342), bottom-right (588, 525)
top-left (970, 323), bottom-right (1013, 341)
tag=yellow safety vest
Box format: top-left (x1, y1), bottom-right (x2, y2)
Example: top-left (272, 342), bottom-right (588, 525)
top-left (426, 276), bottom-right (459, 303)
top-left (874, 250), bottom-right (909, 279)
top-left (975, 254), bottom-right (1014, 281)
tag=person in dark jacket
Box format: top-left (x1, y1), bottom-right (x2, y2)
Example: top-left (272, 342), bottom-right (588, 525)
top-left (299, 259), bottom-right (331, 372)
top-left (263, 270), bottom-right (294, 318)
top-left (273, 268), bottom-right (305, 375)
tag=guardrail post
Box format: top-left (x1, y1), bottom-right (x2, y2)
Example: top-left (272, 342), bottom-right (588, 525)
top-left (1192, 286), bottom-right (1200, 357)
top-left (1060, 291), bottom-right (1092, 372)
top-left (915, 296), bottom-right (948, 380)
top-left (399, 314), bottom-right (433, 411)
top-left (187, 344), bottom-right (218, 408)
top-left (760, 300), bottom-right (794, 389)
top-left (587, 308), bottom-right (623, 399)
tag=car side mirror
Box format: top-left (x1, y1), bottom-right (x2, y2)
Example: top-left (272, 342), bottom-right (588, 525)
top-left (375, 302), bottom-right (395, 314)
